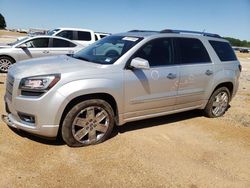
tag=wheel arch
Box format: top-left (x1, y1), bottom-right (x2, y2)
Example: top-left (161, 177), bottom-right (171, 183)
top-left (0, 55), bottom-right (16, 63)
top-left (211, 82), bottom-right (234, 100)
top-left (59, 93), bottom-right (119, 131)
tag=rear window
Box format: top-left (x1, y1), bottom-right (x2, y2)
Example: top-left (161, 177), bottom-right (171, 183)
top-left (77, 31), bottom-right (92, 41)
top-left (209, 41), bottom-right (237, 61)
top-left (176, 38), bottom-right (211, 64)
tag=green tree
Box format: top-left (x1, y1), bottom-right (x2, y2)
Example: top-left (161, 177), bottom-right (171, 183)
top-left (0, 13), bottom-right (7, 29)
top-left (224, 37), bottom-right (250, 48)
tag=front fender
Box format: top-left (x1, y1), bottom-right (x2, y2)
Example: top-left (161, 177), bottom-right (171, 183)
top-left (55, 78), bottom-right (124, 123)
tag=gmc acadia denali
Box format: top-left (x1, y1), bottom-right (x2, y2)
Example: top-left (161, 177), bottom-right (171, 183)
top-left (2, 29), bottom-right (241, 147)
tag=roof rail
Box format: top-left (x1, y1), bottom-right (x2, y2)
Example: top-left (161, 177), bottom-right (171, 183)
top-left (160, 29), bottom-right (221, 38)
top-left (128, 30), bottom-right (158, 33)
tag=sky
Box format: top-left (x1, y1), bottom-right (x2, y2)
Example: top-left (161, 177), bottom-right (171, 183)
top-left (0, 0), bottom-right (250, 40)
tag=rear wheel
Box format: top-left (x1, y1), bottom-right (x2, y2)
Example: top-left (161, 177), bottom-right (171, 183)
top-left (62, 99), bottom-right (115, 147)
top-left (0, 56), bottom-right (15, 73)
top-left (204, 87), bottom-right (230, 118)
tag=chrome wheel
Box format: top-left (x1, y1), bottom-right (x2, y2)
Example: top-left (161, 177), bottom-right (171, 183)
top-left (0, 58), bottom-right (12, 72)
top-left (212, 91), bottom-right (228, 116)
top-left (72, 106), bottom-right (110, 144)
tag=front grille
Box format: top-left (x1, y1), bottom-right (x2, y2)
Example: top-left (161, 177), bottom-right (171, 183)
top-left (6, 74), bottom-right (14, 101)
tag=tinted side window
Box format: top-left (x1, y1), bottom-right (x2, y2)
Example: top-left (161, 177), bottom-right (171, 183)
top-left (52, 38), bottom-right (76, 47)
top-left (24, 38), bottom-right (49, 48)
top-left (95, 34), bottom-right (98, 41)
top-left (56, 30), bottom-right (74, 40)
top-left (78, 31), bottom-right (91, 41)
top-left (133, 38), bottom-right (173, 66)
top-left (176, 38), bottom-right (211, 64)
top-left (209, 41), bottom-right (237, 61)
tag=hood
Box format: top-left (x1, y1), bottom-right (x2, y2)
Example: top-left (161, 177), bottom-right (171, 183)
top-left (0, 43), bottom-right (11, 48)
top-left (8, 55), bottom-right (109, 79)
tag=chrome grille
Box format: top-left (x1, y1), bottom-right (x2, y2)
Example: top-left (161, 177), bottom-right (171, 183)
top-left (6, 74), bottom-right (14, 101)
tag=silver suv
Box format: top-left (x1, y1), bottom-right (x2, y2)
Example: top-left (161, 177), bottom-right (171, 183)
top-left (3, 29), bottom-right (241, 147)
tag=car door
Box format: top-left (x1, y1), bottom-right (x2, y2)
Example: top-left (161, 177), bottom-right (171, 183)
top-left (174, 37), bottom-right (214, 109)
top-left (17, 37), bottom-right (50, 61)
top-left (48, 38), bottom-right (79, 56)
top-left (124, 38), bottom-right (179, 121)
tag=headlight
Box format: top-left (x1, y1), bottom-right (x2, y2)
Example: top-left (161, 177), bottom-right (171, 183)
top-left (19, 74), bottom-right (60, 91)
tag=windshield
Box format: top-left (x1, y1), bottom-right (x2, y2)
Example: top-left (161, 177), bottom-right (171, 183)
top-left (73, 35), bottom-right (143, 64)
top-left (47, 29), bottom-right (60, 36)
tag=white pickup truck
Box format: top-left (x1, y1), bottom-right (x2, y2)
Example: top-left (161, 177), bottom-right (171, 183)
top-left (47, 28), bottom-right (110, 47)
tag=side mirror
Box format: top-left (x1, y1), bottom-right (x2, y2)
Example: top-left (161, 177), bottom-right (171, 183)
top-left (18, 43), bottom-right (27, 48)
top-left (130, 57), bottom-right (150, 70)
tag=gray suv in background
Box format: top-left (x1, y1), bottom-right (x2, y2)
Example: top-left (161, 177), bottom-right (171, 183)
top-left (3, 29), bottom-right (241, 147)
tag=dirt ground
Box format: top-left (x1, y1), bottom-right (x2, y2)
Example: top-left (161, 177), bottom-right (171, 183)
top-left (0, 36), bottom-right (250, 188)
top-left (0, 30), bottom-right (26, 43)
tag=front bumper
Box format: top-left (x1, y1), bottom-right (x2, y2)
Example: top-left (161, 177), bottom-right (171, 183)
top-left (3, 87), bottom-right (67, 138)
top-left (2, 113), bottom-right (59, 138)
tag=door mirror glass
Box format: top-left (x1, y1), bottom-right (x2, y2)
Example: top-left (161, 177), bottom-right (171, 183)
top-left (130, 57), bottom-right (150, 70)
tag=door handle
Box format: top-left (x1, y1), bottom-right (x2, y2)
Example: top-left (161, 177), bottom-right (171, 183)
top-left (167, 73), bottom-right (177, 79)
top-left (43, 50), bottom-right (49, 54)
top-left (205, 70), bottom-right (213, 76)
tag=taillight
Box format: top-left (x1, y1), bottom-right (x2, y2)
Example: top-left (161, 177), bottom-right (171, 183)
top-left (238, 64), bottom-right (242, 72)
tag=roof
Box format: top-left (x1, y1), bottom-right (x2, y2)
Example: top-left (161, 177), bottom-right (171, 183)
top-left (56, 28), bottom-right (94, 32)
top-left (115, 29), bottom-right (226, 41)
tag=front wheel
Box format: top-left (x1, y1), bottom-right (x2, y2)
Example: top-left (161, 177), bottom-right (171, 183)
top-left (204, 87), bottom-right (230, 118)
top-left (62, 99), bottom-right (115, 147)
top-left (0, 56), bottom-right (15, 73)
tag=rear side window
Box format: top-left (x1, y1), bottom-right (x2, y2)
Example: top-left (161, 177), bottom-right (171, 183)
top-left (77, 31), bottom-right (92, 41)
top-left (209, 41), bottom-right (237, 61)
top-left (52, 38), bottom-right (76, 47)
top-left (176, 38), bottom-right (211, 64)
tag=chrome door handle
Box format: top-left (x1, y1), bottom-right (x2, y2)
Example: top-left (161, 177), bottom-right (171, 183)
top-left (167, 73), bottom-right (177, 79)
top-left (205, 70), bottom-right (213, 76)
top-left (43, 50), bottom-right (49, 54)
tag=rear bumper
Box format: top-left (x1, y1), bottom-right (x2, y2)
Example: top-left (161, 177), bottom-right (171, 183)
top-left (2, 113), bottom-right (59, 138)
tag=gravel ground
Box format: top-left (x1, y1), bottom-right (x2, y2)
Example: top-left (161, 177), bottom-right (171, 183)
top-left (0, 35), bottom-right (250, 187)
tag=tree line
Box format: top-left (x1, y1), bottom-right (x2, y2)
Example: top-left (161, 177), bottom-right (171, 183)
top-left (224, 37), bottom-right (250, 48)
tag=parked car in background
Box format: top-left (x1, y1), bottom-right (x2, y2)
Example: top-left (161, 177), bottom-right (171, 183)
top-left (0, 35), bottom-right (83, 72)
top-left (47, 28), bottom-right (109, 47)
top-left (239, 48), bottom-right (249, 53)
top-left (2, 29), bottom-right (241, 147)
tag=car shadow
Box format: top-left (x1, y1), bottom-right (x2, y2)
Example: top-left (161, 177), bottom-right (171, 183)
top-left (7, 126), bottom-right (64, 146)
top-left (110, 109), bottom-right (203, 138)
top-left (6, 109), bottom-right (205, 146)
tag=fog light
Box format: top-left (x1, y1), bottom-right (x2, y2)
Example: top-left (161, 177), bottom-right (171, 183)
top-left (18, 113), bottom-right (35, 123)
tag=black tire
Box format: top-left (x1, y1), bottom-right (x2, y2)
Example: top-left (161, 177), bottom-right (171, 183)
top-left (0, 56), bottom-right (15, 73)
top-left (204, 87), bottom-right (230, 118)
top-left (62, 99), bottom-right (115, 147)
